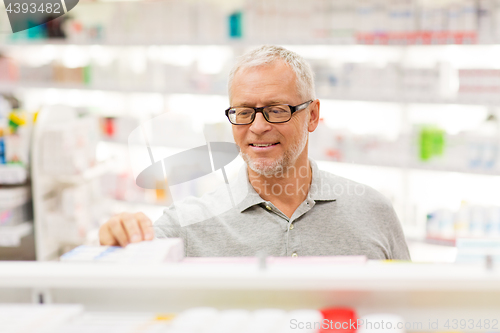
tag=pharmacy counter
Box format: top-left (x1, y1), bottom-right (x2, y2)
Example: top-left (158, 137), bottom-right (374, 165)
top-left (0, 260), bottom-right (499, 324)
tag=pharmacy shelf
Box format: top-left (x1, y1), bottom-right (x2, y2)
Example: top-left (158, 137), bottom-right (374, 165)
top-left (323, 93), bottom-right (500, 107)
top-left (51, 159), bottom-right (117, 185)
top-left (319, 159), bottom-right (500, 177)
top-left (8, 261), bottom-right (499, 291)
top-left (0, 82), bottom-right (225, 96)
top-left (423, 237), bottom-right (457, 247)
top-left (100, 139), bottom-right (500, 177)
top-left (0, 165), bottom-right (28, 185)
top-left (406, 239), bottom-right (458, 263)
top-left (3, 82), bottom-right (500, 107)
top-left (101, 138), bottom-right (500, 177)
top-left (0, 222), bottom-right (32, 247)
top-left (31, 107), bottom-right (111, 261)
top-left (0, 261), bottom-right (500, 320)
top-left (0, 39), bottom-right (257, 47)
top-left (2, 37), bottom-right (499, 47)
top-left (406, 236), bottom-right (456, 248)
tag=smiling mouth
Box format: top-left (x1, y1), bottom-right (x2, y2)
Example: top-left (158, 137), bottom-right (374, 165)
top-left (249, 142), bottom-right (280, 147)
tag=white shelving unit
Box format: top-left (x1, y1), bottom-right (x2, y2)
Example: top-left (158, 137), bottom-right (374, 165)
top-left (0, 165), bottom-right (28, 185)
top-left (0, 261), bottom-right (499, 322)
top-left (0, 222), bottom-right (32, 247)
top-left (31, 106), bottom-right (114, 261)
top-left (0, 103), bottom-right (34, 259)
top-left (4, 82), bottom-right (500, 108)
top-left (53, 159), bottom-right (117, 186)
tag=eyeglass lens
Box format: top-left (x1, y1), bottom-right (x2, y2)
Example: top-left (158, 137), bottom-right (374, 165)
top-left (229, 105), bottom-right (291, 124)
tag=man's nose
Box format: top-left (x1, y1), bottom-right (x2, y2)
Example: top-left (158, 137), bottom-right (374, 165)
top-left (249, 112), bottom-right (272, 134)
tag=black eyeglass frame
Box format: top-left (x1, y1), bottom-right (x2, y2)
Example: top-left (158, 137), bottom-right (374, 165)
top-left (225, 100), bottom-right (313, 125)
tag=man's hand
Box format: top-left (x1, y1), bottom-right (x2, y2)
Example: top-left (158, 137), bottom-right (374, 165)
top-left (99, 212), bottom-right (155, 246)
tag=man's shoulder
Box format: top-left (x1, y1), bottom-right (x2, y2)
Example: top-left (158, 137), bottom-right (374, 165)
top-left (316, 168), bottom-right (393, 207)
top-left (315, 168), bottom-right (401, 235)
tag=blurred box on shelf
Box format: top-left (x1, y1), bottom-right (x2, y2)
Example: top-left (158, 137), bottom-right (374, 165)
top-left (455, 238), bottom-right (500, 264)
top-left (0, 95), bottom-right (33, 173)
top-left (427, 204), bottom-right (500, 243)
top-left (0, 304), bottom-right (84, 333)
top-left (40, 116), bottom-right (99, 176)
top-left (0, 55), bottom-right (18, 82)
top-left (0, 185), bottom-right (30, 208)
top-left (100, 170), bottom-right (158, 205)
top-left (41, 181), bottom-right (105, 247)
top-left (60, 238), bottom-right (184, 263)
top-left (309, 116), bottom-right (500, 174)
top-left (0, 222), bottom-right (32, 247)
top-left (0, 165), bottom-right (28, 184)
top-left (0, 186), bottom-right (32, 227)
top-left (100, 116), bottom-right (140, 144)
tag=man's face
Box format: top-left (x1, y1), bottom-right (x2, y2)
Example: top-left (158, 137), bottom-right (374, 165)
top-left (230, 61), bottom-right (317, 176)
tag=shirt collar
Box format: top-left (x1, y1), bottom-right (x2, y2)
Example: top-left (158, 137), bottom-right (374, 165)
top-left (235, 158), bottom-right (336, 213)
top-left (234, 165), bottom-right (266, 213)
top-left (308, 159), bottom-right (337, 202)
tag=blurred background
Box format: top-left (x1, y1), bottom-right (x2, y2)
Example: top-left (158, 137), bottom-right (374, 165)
top-left (1, 0), bottom-right (500, 262)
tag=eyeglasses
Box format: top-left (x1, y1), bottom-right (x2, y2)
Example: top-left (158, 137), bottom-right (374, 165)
top-left (225, 100), bottom-right (313, 125)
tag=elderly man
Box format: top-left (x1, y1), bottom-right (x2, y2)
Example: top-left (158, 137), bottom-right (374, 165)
top-left (99, 45), bottom-right (410, 260)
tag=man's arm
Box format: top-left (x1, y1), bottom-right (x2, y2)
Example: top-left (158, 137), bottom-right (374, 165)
top-left (389, 216), bottom-right (412, 260)
top-left (382, 202), bottom-right (411, 260)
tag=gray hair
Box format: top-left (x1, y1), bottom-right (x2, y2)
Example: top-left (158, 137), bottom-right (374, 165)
top-left (228, 45), bottom-right (316, 103)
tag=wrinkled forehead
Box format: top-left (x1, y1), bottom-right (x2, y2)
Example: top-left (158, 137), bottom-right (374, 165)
top-left (229, 61), bottom-right (299, 104)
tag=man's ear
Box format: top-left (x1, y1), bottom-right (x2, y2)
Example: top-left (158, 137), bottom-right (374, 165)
top-left (308, 99), bottom-right (320, 132)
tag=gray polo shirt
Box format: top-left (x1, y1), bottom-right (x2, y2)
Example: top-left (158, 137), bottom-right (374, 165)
top-left (154, 159), bottom-right (411, 260)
